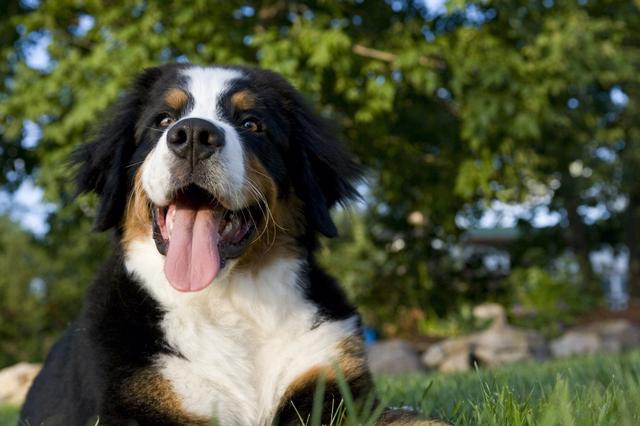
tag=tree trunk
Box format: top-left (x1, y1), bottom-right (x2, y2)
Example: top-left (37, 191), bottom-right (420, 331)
top-left (625, 190), bottom-right (640, 299)
top-left (566, 199), bottom-right (597, 290)
top-left (564, 186), bottom-right (597, 293)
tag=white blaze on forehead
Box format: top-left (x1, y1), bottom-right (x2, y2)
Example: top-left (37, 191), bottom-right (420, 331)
top-left (181, 66), bottom-right (248, 208)
top-left (182, 67), bottom-right (244, 119)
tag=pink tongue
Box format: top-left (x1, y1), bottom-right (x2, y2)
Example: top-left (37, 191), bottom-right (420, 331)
top-left (164, 202), bottom-right (221, 292)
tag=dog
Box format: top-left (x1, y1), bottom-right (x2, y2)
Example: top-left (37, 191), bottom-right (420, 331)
top-left (20, 63), bottom-right (408, 425)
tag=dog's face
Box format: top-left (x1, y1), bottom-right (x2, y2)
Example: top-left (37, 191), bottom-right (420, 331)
top-left (76, 64), bottom-right (359, 292)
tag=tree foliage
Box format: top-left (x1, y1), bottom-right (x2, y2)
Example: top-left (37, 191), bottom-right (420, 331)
top-left (1, 0), bottom-right (639, 364)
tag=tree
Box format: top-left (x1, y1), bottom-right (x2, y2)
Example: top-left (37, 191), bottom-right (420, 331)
top-left (1, 0), bottom-right (639, 355)
top-left (449, 0), bottom-right (639, 296)
top-left (0, 216), bottom-right (44, 366)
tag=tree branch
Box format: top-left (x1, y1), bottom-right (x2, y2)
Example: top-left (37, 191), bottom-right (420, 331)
top-left (352, 44), bottom-right (446, 69)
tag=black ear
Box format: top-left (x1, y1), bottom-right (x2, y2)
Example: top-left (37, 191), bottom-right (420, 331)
top-left (74, 67), bottom-right (162, 231)
top-left (288, 94), bottom-right (362, 238)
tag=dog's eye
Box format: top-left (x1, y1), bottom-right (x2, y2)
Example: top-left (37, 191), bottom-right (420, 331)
top-left (241, 118), bottom-right (261, 133)
top-left (158, 115), bottom-right (175, 128)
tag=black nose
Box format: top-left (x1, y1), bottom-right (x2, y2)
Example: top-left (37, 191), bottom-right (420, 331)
top-left (167, 118), bottom-right (225, 165)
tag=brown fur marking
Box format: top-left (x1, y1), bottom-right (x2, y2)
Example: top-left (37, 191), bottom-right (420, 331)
top-left (164, 87), bottom-right (188, 110)
top-left (279, 336), bottom-right (370, 406)
top-left (283, 365), bottom-right (333, 402)
top-left (237, 153), bottom-right (305, 271)
top-left (377, 409), bottom-right (449, 425)
top-left (122, 369), bottom-right (209, 425)
top-left (122, 169), bottom-right (152, 248)
top-left (337, 336), bottom-right (369, 379)
top-left (231, 90), bottom-right (256, 110)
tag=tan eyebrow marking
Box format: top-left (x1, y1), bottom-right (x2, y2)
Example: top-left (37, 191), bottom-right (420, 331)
top-left (231, 90), bottom-right (256, 110)
top-left (164, 88), bottom-right (188, 110)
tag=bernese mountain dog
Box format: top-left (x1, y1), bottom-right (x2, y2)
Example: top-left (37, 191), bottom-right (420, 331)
top-left (20, 64), bottom-right (428, 426)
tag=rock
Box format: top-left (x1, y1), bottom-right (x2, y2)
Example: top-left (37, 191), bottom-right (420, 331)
top-left (367, 339), bottom-right (424, 375)
top-left (472, 303), bottom-right (549, 367)
top-left (422, 338), bottom-right (470, 370)
top-left (0, 362), bottom-right (41, 406)
top-left (421, 343), bottom-right (445, 368)
top-left (551, 320), bottom-right (640, 358)
top-left (439, 350), bottom-right (472, 373)
top-left (473, 326), bottom-right (548, 366)
top-left (421, 303), bottom-right (549, 372)
top-left (473, 303), bottom-right (507, 326)
top-left (550, 331), bottom-right (601, 358)
top-left (583, 320), bottom-right (640, 353)
top-left (473, 329), bottom-right (531, 366)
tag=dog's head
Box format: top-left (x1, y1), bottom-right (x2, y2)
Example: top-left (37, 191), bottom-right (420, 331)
top-left (76, 64), bottom-right (360, 292)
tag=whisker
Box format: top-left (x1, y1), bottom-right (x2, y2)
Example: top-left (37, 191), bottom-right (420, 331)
top-left (126, 160), bottom-right (146, 169)
top-left (246, 176), bottom-right (285, 233)
top-left (244, 177), bottom-right (281, 249)
top-left (244, 186), bottom-right (267, 238)
top-left (144, 126), bottom-right (166, 133)
top-left (241, 181), bottom-right (267, 240)
top-left (246, 185), bottom-right (271, 246)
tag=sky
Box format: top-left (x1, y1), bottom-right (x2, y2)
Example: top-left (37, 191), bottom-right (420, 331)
top-left (0, 179), bottom-right (54, 236)
top-left (424, 0), bottom-right (447, 14)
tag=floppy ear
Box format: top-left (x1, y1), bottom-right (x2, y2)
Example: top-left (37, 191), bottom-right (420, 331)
top-left (288, 95), bottom-right (362, 238)
top-left (74, 67), bottom-right (162, 231)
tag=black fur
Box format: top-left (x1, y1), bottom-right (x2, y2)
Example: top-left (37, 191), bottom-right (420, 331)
top-left (74, 67), bottom-right (163, 231)
top-left (20, 256), bottom-right (174, 425)
top-left (276, 373), bottom-right (373, 426)
top-left (21, 64), bottom-right (367, 426)
top-left (219, 67), bottom-right (362, 241)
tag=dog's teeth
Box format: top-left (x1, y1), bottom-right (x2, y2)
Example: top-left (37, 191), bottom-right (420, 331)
top-left (168, 208), bottom-right (175, 236)
top-left (223, 221), bottom-right (233, 236)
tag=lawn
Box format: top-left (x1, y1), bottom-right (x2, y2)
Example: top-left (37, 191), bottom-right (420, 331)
top-left (2, 350), bottom-right (639, 425)
top-left (378, 349), bottom-right (640, 425)
top-left (0, 405), bottom-right (17, 426)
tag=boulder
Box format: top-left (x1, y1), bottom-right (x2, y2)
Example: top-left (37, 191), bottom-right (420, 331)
top-left (421, 303), bottom-right (549, 372)
top-left (583, 319), bottom-right (640, 352)
top-left (550, 331), bottom-right (601, 358)
top-left (0, 362), bottom-right (41, 406)
top-left (367, 339), bottom-right (424, 375)
top-left (473, 327), bottom-right (547, 366)
top-left (438, 350), bottom-right (472, 373)
top-left (472, 303), bottom-right (507, 326)
top-left (421, 343), bottom-right (446, 368)
top-left (422, 337), bottom-right (470, 370)
top-left (551, 319), bottom-right (640, 358)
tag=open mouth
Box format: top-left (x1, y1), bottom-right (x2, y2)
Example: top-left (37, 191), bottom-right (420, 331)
top-left (151, 184), bottom-right (260, 292)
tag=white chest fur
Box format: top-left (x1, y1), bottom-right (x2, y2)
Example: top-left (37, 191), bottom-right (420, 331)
top-left (125, 238), bottom-right (358, 425)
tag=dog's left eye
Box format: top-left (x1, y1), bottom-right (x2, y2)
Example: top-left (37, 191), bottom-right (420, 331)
top-left (241, 118), bottom-right (261, 133)
top-left (157, 115), bottom-right (175, 128)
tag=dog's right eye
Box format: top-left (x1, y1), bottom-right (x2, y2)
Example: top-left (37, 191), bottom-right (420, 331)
top-left (157, 115), bottom-right (175, 128)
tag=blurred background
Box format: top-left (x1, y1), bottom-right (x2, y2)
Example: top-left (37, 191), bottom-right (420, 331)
top-left (1, 0), bottom-right (639, 375)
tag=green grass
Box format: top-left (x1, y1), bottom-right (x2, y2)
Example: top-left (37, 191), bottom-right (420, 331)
top-left (0, 405), bottom-right (18, 426)
top-left (377, 350), bottom-right (640, 425)
top-left (3, 350), bottom-right (640, 425)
